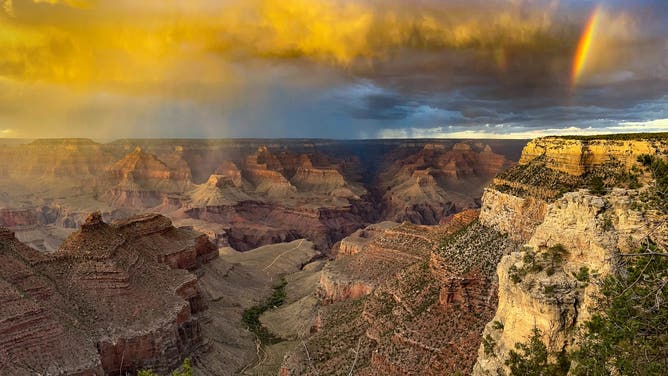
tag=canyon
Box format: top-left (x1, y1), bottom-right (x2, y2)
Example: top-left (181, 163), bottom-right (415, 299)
top-left (0, 138), bottom-right (523, 252)
top-left (244, 134), bottom-right (667, 375)
top-left (1, 134), bottom-right (665, 375)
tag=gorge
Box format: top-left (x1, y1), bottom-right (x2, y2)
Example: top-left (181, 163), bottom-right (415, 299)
top-left (0, 134), bottom-right (666, 375)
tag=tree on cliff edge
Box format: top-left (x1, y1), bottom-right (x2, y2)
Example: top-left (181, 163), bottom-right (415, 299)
top-left (506, 244), bottom-right (668, 376)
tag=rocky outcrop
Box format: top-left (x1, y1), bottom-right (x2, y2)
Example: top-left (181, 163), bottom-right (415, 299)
top-left (473, 135), bottom-right (668, 375)
top-left (378, 142), bottom-right (514, 224)
top-left (186, 200), bottom-right (370, 252)
top-left (479, 188), bottom-right (547, 243)
top-left (0, 207), bottom-right (38, 228)
top-left (0, 212), bottom-right (217, 375)
top-left (243, 147), bottom-right (297, 197)
top-left (282, 210), bottom-right (508, 375)
top-left (102, 147), bottom-right (192, 208)
top-left (291, 167), bottom-right (346, 192)
top-left (519, 136), bottom-right (668, 176)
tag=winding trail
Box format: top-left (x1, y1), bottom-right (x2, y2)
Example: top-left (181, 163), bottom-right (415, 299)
top-left (263, 239), bottom-right (306, 272)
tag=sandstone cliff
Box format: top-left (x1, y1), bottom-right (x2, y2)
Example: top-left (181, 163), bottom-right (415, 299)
top-left (473, 135), bottom-right (668, 375)
top-left (102, 147), bottom-right (193, 208)
top-left (519, 136), bottom-right (668, 176)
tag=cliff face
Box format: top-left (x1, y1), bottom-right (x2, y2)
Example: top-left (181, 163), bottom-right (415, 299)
top-left (0, 212), bottom-right (217, 375)
top-left (0, 139), bottom-right (116, 182)
top-left (102, 147), bottom-right (193, 208)
top-left (473, 136), bottom-right (668, 375)
top-left (519, 137), bottom-right (667, 176)
top-left (280, 210), bottom-right (517, 375)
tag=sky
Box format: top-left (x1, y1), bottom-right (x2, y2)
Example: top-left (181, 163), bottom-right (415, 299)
top-left (0, 0), bottom-right (667, 139)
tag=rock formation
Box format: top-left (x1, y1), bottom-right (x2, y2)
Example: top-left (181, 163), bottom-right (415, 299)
top-left (378, 142), bottom-right (514, 224)
top-left (0, 139), bottom-right (525, 254)
top-left (277, 209), bottom-right (520, 375)
top-left (519, 136), bottom-right (667, 176)
top-left (473, 135), bottom-right (668, 375)
top-left (102, 147), bottom-right (193, 208)
top-left (0, 211), bottom-right (217, 375)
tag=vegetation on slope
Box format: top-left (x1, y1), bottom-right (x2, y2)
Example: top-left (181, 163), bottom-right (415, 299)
top-left (137, 358), bottom-right (192, 376)
top-left (242, 277), bottom-right (288, 345)
top-left (437, 220), bottom-right (520, 276)
top-left (495, 154), bottom-right (648, 200)
top-left (638, 155), bottom-right (668, 212)
top-left (553, 132), bottom-right (668, 141)
top-left (506, 244), bottom-right (668, 376)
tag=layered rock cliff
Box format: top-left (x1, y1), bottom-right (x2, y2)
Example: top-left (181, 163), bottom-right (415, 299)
top-left (102, 147), bottom-right (193, 208)
top-left (519, 136), bottom-right (668, 176)
top-left (0, 212), bottom-right (217, 375)
top-left (473, 135), bottom-right (668, 375)
top-left (378, 142), bottom-right (514, 224)
top-left (278, 210), bottom-right (519, 375)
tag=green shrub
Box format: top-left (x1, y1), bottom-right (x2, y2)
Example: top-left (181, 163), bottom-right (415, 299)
top-left (589, 175), bottom-right (607, 195)
top-left (483, 333), bottom-right (497, 356)
top-left (241, 277), bottom-right (288, 345)
top-left (572, 266), bottom-right (590, 283)
top-left (505, 327), bottom-right (569, 376)
top-left (492, 320), bottom-right (505, 330)
top-left (638, 155), bottom-right (668, 212)
top-left (570, 247), bottom-right (668, 375)
top-left (543, 244), bottom-right (568, 273)
top-left (138, 358), bottom-right (192, 376)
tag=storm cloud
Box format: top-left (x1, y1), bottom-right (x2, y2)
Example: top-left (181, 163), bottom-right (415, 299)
top-left (0, 0), bottom-right (667, 139)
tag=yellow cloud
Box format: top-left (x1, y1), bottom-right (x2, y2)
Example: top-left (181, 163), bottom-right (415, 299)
top-left (0, 0), bottom-right (639, 92)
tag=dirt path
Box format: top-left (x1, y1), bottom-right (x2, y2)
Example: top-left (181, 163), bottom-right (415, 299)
top-left (263, 239), bottom-right (306, 272)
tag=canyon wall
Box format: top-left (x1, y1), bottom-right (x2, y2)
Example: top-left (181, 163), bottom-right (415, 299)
top-left (519, 136), bottom-right (667, 176)
top-left (280, 210), bottom-right (520, 375)
top-left (0, 139), bottom-right (525, 253)
top-left (0, 212), bottom-right (218, 375)
top-left (473, 136), bottom-right (668, 375)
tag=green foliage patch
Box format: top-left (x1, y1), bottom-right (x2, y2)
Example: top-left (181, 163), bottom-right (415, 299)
top-left (138, 358), bottom-right (192, 376)
top-left (638, 155), bottom-right (668, 213)
top-left (241, 277), bottom-right (288, 345)
top-left (505, 244), bottom-right (668, 376)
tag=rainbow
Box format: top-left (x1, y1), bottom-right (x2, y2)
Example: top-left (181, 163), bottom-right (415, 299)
top-left (571, 5), bottom-right (602, 87)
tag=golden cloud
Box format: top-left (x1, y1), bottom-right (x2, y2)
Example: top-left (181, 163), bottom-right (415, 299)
top-left (0, 0), bottom-right (645, 92)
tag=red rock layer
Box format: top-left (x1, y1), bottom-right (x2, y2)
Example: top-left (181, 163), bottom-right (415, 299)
top-left (0, 212), bottom-right (217, 375)
top-left (0, 208), bottom-right (38, 228)
top-left (102, 147), bottom-right (193, 208)
top-left (186, 201), bottom-right (370, 251)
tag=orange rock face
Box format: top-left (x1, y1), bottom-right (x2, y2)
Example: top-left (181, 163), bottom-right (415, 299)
top-left (102, 147), bottom-right (193, 208)
top-left (519, 137), bottom-right (668, 176)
